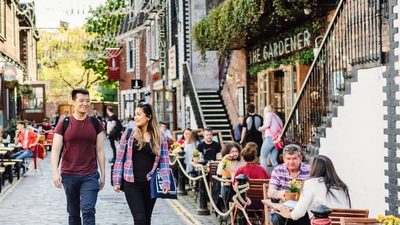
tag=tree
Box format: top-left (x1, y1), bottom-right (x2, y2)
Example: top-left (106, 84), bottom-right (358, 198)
top-left (83, 0), bottom-right (126, 84)
top-left (37, 27), bottom-right (101, 102)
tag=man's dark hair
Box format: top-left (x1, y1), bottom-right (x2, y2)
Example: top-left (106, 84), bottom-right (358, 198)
top-left (204, 127), bottom-right (213, 133)
top-left (107, 106), bottom-right (114, 113)
top-left (17, 121), bottom-right (27, 128)
top-left (247, 104), bottom-right (255, 113)
top-left (71, 88), bottom-right (89, 100)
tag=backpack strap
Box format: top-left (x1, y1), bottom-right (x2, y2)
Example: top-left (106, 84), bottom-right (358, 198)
top-left (58, 116), bottom-right (70, 166)
top-left (89, 116), bottom-right (101, 134)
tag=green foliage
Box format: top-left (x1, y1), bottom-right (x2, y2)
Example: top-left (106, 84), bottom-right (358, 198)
top-left (83, 0), bottom-right (125, 82)
top-left (3, 118), bottom-right (17, 141)
top-left (193, 0), bottom-right (264, 55)
top-left (17, 83), bottom-right (34, 99)
top-left (37, 28), bottom-right (101, 101)
top-left (98, 82), bottom-right (118, 102)
top-left (193, 0), bottom-right (317, 55)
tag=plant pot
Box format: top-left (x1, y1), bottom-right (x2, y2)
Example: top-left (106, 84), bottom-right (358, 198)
top-left (284, 191), bottom-right (299, 201)
top-left (221, 169), bottom-right (231, 178)
top-left (193, 156), bottom-right (200, 164)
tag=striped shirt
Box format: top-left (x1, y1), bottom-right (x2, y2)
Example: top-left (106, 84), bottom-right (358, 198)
top-left (112, 129), bottom-right (171, 189)
top-left (269, 162), bottom-right (311, 191)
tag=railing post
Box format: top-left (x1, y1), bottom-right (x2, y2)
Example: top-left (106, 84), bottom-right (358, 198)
top-left (197, 159), bottom-right (210, 215)
top-left (177, 150), bottom-right (187, 195)
top-left (235, 174), bottom-right (249, 225)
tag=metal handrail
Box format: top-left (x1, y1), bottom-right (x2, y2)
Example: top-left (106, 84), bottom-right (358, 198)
top-left (182, 62), bottom-right (207, 128)
top-left (280, 0), bottom-right (383, 157)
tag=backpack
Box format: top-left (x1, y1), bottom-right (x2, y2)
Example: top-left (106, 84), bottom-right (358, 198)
top-left (58, 116), bottom-right (101, 166)
top-left (110, 117), bottom-right (123, 140)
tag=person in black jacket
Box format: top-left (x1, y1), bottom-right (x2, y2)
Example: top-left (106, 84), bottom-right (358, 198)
top-left (239, 104), bottom-right (263, 155)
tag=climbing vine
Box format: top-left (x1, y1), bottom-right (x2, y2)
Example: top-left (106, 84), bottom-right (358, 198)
top-left (192, 0), bottom-right (316, 56)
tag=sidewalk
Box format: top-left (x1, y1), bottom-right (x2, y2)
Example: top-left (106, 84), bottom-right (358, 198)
top-left (0, 140), bottom-right (190, 225)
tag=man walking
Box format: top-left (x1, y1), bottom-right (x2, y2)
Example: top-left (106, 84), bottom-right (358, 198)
top-left (51, 88), bottom-right (105, 225)
top-left (106, 106), bottom-right (120, 163)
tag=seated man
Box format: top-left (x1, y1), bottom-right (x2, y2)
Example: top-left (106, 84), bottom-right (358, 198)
top-left (41, 118), bottom-right (53, 138)
top-left (267, 144), bottom-right (311, 225)
top-left (197, 128), bottom-right (222, 161)
top-left (11, 121), bottom-right (40, 160)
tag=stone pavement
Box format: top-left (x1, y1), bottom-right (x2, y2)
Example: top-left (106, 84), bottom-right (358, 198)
top-left (0, 139), bottom-right (223, 225)
top-left (0, 139), bottom-right (214, 225)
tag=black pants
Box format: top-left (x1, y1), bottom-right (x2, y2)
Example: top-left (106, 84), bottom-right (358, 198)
top-left (271, 213), bottom-right (311, 225)
top-left (124, 181), bottom-right (157, 225)
top-left (109, 136), bottom-right (117, 159)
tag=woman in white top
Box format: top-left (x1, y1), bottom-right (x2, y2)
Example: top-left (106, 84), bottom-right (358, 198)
top-left (182, 129), bottom-right (199, 173)
top-left (277, 155), bottom-right (351, 220)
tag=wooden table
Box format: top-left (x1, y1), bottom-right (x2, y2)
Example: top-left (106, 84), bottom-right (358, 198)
top-left (0, 147), bottom-right (15, 152)
top-left (262, 199), bottom-right (284, 225)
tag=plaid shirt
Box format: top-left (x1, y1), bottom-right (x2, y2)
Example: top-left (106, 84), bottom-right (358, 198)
top-left (112, 129), bottom-right (171, 189)
top-left (269, 162), bottom-right (311, 191)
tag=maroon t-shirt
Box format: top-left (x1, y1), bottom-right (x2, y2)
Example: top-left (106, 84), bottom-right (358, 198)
top-left (54, 116), bottom-right (104, 175)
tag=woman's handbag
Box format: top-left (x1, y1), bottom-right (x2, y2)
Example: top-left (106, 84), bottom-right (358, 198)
top-left (150, 167), bottom-right (177, 199)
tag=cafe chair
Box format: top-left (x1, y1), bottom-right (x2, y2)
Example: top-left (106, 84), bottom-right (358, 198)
top-left (340, 218), bottom-right (379, 225)
top-left (330, 209), bottom-right (369, 225)
top-left (230, 179), bottom-right (269, 225)
top-left (44, 133), bottom-right (54, 151)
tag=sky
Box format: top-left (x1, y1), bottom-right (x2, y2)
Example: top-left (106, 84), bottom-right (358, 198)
top-left (20, 0), bottom-right (107, 29)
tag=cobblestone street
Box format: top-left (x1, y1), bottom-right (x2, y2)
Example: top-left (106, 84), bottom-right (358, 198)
top-left (0, 141), bottom-right (191, 225)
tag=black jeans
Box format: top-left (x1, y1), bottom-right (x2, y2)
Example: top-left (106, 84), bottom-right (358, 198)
top-left (271, 213), bottom-right (311, 225)
top-left (109, 136), bottom-right (117, 159)
top-left (124, 181), bottom-right (157, 225)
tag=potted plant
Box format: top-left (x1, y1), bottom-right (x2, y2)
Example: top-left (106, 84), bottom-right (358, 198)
top-left (192, 149), bottom-right (200, 163)
top-left (170, 142), bottom-right (182, 156)
top-left (285, 179), bottom-right (302, 201)
top-left (220, 158), bottom-right (232, 178)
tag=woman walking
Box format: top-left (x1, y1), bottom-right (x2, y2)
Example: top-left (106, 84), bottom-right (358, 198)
top-left (112, 102), bottom-right (170, 225)
top-left (258, 105), bottom-right (283, 169)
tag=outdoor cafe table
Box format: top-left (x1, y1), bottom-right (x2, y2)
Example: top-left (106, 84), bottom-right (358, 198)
top-left (262, 199), bottom-right (288, 225)
top-left (0, 147), bottom-right (15, 152)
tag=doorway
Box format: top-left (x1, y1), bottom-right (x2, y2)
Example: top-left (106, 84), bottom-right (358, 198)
top-left (257, 65), bottom-right (297, 121)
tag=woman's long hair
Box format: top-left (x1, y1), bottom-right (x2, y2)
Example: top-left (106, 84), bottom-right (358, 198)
top-left (310, 155), bottom-right (351, 207)
top-left (133, 103), bottom-right (161, 155)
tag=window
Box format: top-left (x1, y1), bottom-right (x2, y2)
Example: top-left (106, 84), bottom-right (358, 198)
top-left (21, 85), bottom-right (45, 113)
top-left (127, 40), bottom-right (134, 71)
top-left (0, 0), bottom-right (5, 40)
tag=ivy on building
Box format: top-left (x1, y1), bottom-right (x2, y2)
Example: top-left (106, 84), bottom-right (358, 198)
top-left (192, 0), bottom-right (316, 56)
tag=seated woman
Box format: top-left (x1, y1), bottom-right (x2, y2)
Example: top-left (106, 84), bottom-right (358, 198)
top-left (182, 129), bottom-right (200, 173)
top-left (215, 142), bottom-right (245, 206)
top-left (233, 142), bottom-right (270, 209)
top-left (277, 155), bottom-right (351, 222)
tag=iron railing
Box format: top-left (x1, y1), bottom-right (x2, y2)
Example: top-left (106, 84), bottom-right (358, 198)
top-left (182, 62), bottom-right (206, 129)
top-left (281, 0), bottom-right (384, 157)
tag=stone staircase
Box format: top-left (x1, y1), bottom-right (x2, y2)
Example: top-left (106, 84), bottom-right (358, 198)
top-left (197, 90), bottom-right (233, 142)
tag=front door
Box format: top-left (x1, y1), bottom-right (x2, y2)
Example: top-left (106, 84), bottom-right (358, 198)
top-left (257, 65), bottom-right (296, 121)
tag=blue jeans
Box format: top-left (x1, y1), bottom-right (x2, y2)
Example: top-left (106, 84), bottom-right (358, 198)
top-left (260, 137), bottom-right (278, 169)
top-left (62, 171), bottom-right (100, 225)
top-left (11, 149), bottom-right (33, 159)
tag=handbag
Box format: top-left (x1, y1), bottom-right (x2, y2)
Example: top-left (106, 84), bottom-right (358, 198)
top-left (271, 114), bottom-right (284, 151)
top-left (150, 167), bottom-right (177, 199)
